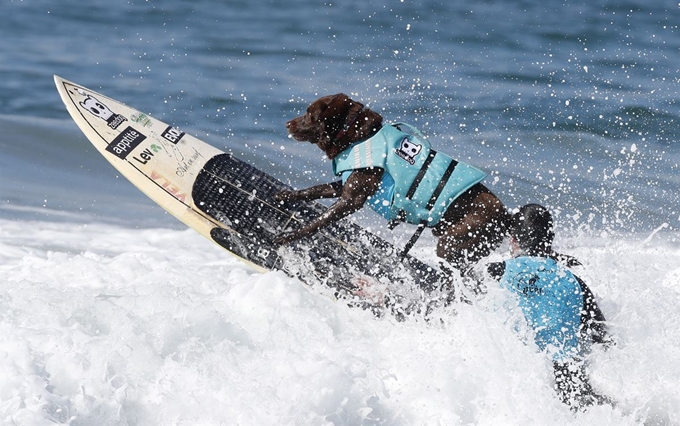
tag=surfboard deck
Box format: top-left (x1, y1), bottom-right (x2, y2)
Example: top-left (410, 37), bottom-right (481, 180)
top-left (53, 75), bottom-right (445, 307)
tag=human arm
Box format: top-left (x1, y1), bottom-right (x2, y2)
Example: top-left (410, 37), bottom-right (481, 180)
top-left (575, 275), bottom-right (611, 346)
top-left (486, 261), bottom-right (506, 281)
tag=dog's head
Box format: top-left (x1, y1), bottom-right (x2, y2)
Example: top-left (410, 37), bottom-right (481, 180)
top-left (286, 93), bottom-right (383, 159)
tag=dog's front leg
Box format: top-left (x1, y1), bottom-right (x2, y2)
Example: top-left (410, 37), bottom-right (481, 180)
top-left (274, 180), bottom-right (343, 203)
top-left (273, 196), bottom-right (365, 245)
top-left (273, 168), bottom-right (383, 245)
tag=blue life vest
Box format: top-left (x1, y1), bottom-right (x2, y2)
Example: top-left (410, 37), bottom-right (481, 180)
top-left (332, 123), bottom-right (487, 226)
top-left (500, 256), bottom-right (584, 360)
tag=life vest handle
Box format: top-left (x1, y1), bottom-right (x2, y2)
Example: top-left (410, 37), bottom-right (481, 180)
top-left (392, 122), bottom-right (430, 142)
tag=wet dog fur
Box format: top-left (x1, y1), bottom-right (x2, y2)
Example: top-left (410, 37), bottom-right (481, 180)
top-left (273, 93), bottom-right (510, 271)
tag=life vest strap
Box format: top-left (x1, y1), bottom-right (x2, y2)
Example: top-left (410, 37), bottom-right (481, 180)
top-left (396, 153), bottom-right (459, 260)
top-left (406, 149), bottom-right (437, 200)
top-left (426, 157), bottom-right (458, 211)
top-left (398, 221), bottom-right (427, 261)
top-left (388, 149), bottom-right (438, 230)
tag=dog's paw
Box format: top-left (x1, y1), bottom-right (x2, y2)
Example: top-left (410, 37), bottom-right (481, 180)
top-left (273, 231), bottom-right (297, 245)
top-left (274, 190), bottom-right (298, 203)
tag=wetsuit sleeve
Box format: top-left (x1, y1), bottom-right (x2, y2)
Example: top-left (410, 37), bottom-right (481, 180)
top-left (486, 262), bottom-right (505, 281)
top-left (551, 252), bottom-right (583, 267)
top-left (575, 275), bottom-right (609, 345)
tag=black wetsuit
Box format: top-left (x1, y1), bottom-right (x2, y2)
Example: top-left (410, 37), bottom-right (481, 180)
top-left (487, 258), bottom-right (612, 410)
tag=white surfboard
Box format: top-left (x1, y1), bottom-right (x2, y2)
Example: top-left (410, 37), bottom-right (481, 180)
top-left (54, 75), bottom-right (443, 301)
top-left (53, 75), bottom-right (267, 272)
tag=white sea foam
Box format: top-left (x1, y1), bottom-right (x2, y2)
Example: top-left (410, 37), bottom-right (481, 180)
top-left (0, 218), bottom-right (678, 425)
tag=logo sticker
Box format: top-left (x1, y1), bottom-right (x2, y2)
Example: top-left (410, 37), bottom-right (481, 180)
top-left (106, 127), bottom-right (147, 159)
top-left (132, 143), bottom-right (162, 165)
top-left (513, 273), bottom-right (545, 297)
top-left (161, 126), bottom-right (185, 144)
top-left (151, 170), bottom-right (188, 202)
top-left (130, 112), bottom-right (153, 128)
top-left (79, 94), bottom-right (127, 129)
top-left (395, 136), bottom-right (422, 165)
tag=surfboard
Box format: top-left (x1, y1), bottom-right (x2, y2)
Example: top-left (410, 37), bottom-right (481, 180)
top-left (53, 75), bottom-right (444, 307)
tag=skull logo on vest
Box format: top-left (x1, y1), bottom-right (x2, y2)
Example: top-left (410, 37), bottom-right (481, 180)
top-left (395, 136), bottom-right (422, 165)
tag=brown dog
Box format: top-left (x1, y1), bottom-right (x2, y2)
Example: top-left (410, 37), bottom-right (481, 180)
top-left (273, 93), bottom-right (510, 272)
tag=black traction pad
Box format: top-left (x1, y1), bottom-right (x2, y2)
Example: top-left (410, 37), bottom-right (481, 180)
top-left (192, 153), bottom-right (442, 294)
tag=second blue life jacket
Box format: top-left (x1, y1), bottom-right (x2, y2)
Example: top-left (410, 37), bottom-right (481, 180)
top-left (500, 256), bottom-right (584, 360)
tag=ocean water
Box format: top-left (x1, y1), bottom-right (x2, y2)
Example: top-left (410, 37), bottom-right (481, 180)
top-left (1, 0), bottom-right (680, 424)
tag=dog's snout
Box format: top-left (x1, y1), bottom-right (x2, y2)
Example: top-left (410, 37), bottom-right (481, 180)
top-left (286, 118), bottom-right (300, 129)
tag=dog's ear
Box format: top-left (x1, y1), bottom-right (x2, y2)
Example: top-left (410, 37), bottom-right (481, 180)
top-left (352, 108), bottom-right (382, 142)
top-left (316, 94), bottom-right (371, 158)
top-left (316, 93), bottom-right (353, 142)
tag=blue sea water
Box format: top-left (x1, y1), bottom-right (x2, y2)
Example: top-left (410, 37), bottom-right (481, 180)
top-left (2, 0), bottom-right (680, 236)
top-left (1, 0), bottom-right (680, 425)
